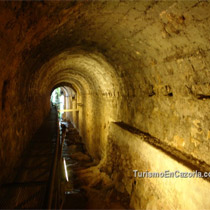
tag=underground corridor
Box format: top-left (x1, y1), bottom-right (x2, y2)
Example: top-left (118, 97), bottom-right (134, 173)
top-left (0, 1), bottom-right (210, 209)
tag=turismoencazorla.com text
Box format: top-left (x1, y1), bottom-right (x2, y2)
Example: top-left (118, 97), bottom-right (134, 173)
top-left (133, 170), bottom-right (210, 178)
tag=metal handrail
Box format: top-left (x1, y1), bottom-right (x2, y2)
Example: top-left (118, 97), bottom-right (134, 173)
top-left (47, 107), bottom-right (60, 209)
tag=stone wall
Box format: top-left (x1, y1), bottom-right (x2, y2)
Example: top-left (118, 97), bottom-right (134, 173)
top-left (105, 122), bottom-right (210, 210)
top-left (0, 2), bottom-right (210, 205)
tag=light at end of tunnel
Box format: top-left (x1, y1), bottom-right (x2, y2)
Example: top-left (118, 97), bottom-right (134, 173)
top-left (64, 158), bottom-right (69, 182)
top-left (58, 109), bottom-right (79, 112)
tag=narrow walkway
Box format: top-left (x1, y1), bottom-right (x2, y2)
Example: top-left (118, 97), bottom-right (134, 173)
top-left (0, 107), bottom-right (58, 209)
top-left (59, 121), bottom-right (90, 209)
top-left (59, 121), bottom-right (128, 209)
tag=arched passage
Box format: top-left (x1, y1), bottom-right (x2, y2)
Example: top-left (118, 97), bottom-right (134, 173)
top-left (0, 1), bottom-right (210, 209)
top-left (27, 49), bottom-right (123, 160)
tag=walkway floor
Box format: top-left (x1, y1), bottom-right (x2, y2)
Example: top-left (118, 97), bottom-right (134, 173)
top-left (58, 121), bottom-right (128, 209)
top-left (0, 108), bottom-right (129, 209)
top-left (59, 121), bottom-right (90, 209)
top-left (0, 107), bottom-right (58, 209)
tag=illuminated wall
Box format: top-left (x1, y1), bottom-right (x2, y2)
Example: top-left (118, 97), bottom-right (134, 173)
top-left (0, 2), bottom-right (210, 208)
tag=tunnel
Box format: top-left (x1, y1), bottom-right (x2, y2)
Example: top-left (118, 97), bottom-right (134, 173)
top-left (0, 1), bottom-right (210, 209)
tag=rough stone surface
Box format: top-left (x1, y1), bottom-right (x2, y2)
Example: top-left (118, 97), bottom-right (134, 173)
top-left (106, 123), bottom-right (210, 210)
